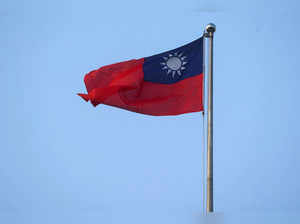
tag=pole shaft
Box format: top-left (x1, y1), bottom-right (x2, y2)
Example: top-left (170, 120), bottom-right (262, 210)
top-left (205, 24), bottom-right (215, 213)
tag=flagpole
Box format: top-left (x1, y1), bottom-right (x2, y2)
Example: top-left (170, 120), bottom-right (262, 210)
top-left (205, 23), bottom-right (216, 213)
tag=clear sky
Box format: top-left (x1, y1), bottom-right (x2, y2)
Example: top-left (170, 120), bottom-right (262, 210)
top-left (1, 0), bottom-right (300, 223)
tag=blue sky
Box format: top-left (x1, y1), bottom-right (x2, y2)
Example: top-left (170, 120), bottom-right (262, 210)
top-left (1, 0), bottom-right (300, 223)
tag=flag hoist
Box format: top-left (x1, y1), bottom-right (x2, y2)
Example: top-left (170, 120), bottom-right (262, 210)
top-left (204, 23), bottom-right (216, 213)
top-left (78, 21), bottom-right (216, 214)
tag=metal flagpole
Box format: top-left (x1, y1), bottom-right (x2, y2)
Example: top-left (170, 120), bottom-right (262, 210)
top-left (205, 23), bottom-right (216, 213)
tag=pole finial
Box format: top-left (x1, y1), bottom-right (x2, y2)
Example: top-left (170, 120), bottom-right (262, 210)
top-left (205, 23), bottom-right (216, 34)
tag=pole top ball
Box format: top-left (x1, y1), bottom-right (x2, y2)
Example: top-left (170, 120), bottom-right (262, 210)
top-left (205, 23), bottom-right (216, 33)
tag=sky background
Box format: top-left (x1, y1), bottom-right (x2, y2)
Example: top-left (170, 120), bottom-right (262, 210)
top-left (1, 0), bottom-right (300, 223)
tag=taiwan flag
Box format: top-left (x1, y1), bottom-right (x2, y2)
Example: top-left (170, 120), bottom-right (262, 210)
top-left (78, 37), bottom-right (204, 116)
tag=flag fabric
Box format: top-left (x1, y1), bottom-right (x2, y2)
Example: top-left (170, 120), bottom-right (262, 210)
top-left (78, 37), bottom-right (204, 116)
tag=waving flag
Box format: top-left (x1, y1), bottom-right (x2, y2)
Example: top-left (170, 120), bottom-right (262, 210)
top-left (78, 37), bottom-right (204, 116)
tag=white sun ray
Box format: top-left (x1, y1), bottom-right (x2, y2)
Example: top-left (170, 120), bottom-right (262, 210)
top-left (172, 71), bottom-right (176, 77)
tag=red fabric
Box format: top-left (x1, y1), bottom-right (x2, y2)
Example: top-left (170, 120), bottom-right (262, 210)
top-left (78, 58), bottom-right (203, 116)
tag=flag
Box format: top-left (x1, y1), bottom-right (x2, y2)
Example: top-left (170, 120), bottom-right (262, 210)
top-left (78, 37), bottom-right (204, 116)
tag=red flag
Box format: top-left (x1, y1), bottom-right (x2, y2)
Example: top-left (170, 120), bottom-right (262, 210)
top-left (79, 37), bottom-right (204, 116)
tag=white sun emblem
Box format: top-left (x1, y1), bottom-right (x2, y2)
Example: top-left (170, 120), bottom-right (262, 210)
top-left (160, 52), bottom-right (187, 78)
